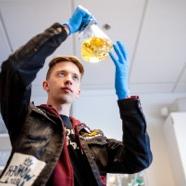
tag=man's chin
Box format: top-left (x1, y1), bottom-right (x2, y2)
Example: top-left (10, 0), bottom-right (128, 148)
top-left (58, 95), bottom-right (74, 104)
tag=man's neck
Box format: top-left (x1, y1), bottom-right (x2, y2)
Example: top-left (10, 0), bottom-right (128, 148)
top-left (47, 100), bottom-right (71, 116)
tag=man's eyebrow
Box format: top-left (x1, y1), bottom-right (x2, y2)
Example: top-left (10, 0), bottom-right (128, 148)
top-left (72, 72), bottom-right (80, 76)
top-left (56, 69), bottom-right (66, 72)
top-left (56, 70), bottom-right (80, 77)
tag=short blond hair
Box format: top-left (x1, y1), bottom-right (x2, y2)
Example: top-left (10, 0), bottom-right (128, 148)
top-left (46, 56), bottom-right (84, 80)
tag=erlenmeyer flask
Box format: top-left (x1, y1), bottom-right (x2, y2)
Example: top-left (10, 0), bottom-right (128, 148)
top-left (79, 21), bottom-right (112, 63)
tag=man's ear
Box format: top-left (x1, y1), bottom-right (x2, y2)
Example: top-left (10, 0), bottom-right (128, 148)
top-left (43, 80), bottom-right (49, 92)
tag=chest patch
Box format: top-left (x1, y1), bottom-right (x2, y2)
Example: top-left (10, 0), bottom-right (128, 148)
top-left (0, 153), bottom-right (46, 186)
top-left (81, 129), bottom-right (103, 140)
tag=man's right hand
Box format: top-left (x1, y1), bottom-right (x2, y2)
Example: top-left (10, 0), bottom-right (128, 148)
top-left (65, 5), bottom-right (95, 34)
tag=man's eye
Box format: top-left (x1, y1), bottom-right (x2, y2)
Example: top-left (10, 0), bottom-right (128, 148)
top-left (58, 72), bottom-right (65, 77)
top-left (73, 75), bottom-right (79, 81)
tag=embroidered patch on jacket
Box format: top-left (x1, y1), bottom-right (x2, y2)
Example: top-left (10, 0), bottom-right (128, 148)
top-left (0, 153), bottom-right (46, 186)
top-left (81, 129), bottom-right (103, 140)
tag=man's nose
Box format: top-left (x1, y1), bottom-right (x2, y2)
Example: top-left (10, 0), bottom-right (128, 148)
top-left (64, 75), bottom-right (72, 85)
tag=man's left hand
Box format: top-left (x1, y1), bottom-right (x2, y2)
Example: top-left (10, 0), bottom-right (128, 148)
top-left (109, 41), bottom-right (129, 100)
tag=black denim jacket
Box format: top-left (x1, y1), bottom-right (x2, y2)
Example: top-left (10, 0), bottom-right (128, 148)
top-left (0, 23), bottom-right (152, 186)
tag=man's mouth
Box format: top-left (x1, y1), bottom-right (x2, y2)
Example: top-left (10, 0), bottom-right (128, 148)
top-left (62, 87), bottom-right (73, 93)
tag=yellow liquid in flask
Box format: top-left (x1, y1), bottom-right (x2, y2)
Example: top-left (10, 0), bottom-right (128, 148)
top-left (81, 36), bottom-right (112, 63)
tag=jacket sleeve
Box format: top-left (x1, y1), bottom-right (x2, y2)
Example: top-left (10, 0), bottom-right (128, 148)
top-left (0, 23), bottom-right (68, 140)
top-left (106, 97), bottom-right (153, 174)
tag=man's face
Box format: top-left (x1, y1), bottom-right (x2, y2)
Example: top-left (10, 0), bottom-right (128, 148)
top-left (43, 61), bottom-right (81, 104)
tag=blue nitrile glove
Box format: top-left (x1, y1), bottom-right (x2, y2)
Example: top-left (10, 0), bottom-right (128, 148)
top-left (66, 5), bottom-right (95, 34)
top-left (109, 41), bottom-right (129, 100)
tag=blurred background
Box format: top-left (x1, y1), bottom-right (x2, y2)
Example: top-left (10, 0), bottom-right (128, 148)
top-left (0, 0), bottom-right (186, 185)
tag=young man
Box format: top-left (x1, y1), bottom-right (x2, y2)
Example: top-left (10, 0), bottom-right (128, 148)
top-left (0, 5), bottom-right (152, 186)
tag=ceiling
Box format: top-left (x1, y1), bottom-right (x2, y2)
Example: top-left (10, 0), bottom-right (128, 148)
top-left (0, 0), bottom-right (186, 98)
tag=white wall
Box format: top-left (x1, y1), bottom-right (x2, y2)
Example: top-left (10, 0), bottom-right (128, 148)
top-left (0, 134), bottom-right (11, 173)
top-left (73, 90), bottom-right (186, 186)
top-left (164, 113), bottom-right (186, 186)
